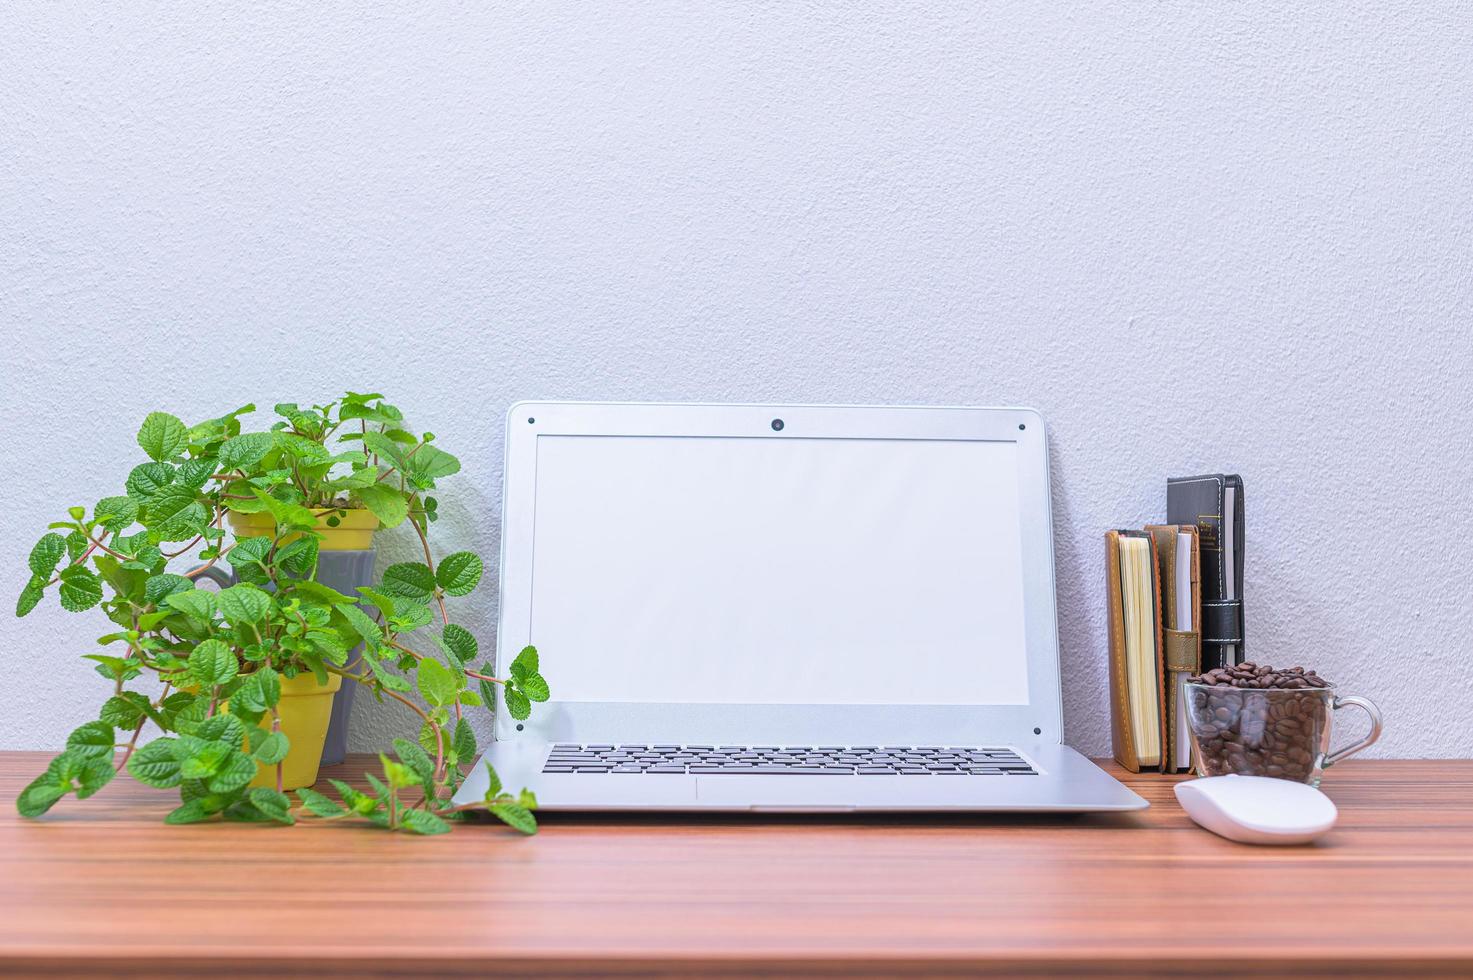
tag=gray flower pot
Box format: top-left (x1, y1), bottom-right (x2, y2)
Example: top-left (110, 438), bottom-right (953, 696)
top-left (193, 547), bottom-right (376, 767)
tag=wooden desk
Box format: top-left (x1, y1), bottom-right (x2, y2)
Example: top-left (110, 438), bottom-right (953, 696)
top-left (1, 753), bottom-right (1469, 977)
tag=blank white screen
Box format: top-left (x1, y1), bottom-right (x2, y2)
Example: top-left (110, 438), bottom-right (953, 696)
top-left (527, 434), bottom-right (1030, 705)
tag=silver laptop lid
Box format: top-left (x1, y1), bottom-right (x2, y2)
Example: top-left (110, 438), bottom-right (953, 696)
top-left (494, 403), bottom-right (1062, 747)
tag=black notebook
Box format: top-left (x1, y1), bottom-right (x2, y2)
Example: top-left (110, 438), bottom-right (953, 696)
top-left (1166, 474), bottom-right (1244, 670)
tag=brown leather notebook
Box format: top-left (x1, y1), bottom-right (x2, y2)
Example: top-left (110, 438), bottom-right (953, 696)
top-left (1145, 524), bottom-right (1202, 772)
top-left (1105, 530), bottom-right (1167, 773)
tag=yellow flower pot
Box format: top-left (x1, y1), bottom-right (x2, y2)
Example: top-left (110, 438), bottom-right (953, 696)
top-left (233, 672), bottom-right (344, 791)
top-left (227, 508), bottom-right (381, 551)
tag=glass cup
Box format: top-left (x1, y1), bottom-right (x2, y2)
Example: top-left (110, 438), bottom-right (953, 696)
top-left (1184, 682), bottom-right (1382, 787)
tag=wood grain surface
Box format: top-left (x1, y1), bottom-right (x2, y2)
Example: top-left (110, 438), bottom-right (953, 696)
top-left (0, 753), bottom-right (1469, 978)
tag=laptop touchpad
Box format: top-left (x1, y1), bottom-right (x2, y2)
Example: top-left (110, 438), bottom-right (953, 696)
top-left (696, 776), bottom-right (860, 807)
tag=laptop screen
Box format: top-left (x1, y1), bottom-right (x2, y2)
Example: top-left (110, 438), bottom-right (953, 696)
top-left (526, 433), bottom-right (1030, 706)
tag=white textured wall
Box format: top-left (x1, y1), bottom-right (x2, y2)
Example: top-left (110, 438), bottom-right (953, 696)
top-left (3, 3), bottom-right (1470, 759)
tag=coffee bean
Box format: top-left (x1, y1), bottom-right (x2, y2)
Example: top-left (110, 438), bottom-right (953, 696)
top-left (1187, 663), bottom-right (1333, 782)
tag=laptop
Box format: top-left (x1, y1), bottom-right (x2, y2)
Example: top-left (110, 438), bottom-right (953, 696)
top-left (453, 402), bottom-right (1146, 812)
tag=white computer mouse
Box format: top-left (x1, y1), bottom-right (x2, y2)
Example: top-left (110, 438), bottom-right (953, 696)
top-left (1174, 775), bottom-right (1338, 845)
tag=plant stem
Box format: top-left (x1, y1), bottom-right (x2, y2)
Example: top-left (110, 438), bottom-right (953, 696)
top-left (114, 683), bottom-right (172, 774)
top-left (406, 512), bottom-right (459, 724)
top-left (183, 541), bottom-right (236, 580)
top-left (387, 639), bottom-right (502, 684)
top-left (161, 505), bottom-right (226, 559)
top-left (272, 710), bottom-right (283, 794)
top-left (83, 533), bottom-right (132, 562)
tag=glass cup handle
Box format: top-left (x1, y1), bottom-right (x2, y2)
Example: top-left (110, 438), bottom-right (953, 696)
top-left (1324, 695), bottom-right (1383, 768)
top-left (188, 564), bottom-right (234, 589)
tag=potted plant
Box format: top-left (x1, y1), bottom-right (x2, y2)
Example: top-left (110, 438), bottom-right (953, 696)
top-left (14, 394), bottom-right (550, 834)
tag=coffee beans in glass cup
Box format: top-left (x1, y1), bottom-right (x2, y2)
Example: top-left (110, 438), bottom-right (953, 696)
top-left (1185, 663), bottom-right (1382, 787)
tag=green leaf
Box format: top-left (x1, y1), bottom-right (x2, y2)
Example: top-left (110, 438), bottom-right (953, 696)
top-left (99, 692), bottom-right (152, 727)
top-left (164, 588), bottom-right (217, 622)
top-left (520, 673), bottom-right (550, 702)
top-left (176, 458), bottom-right (217, 490)
top-left (329, 778), bottom-right (380, 816)
top-left (418, 721), bottom-right (445, 758)
top-left (164, 799), bottom-right (216, 825)
top-left (138, 412), bottom-right (188, 461)
top-left (16, 751), bottom-right (115, 816)
top-left (402, 444), bottom-right (461, 489)
top-left (337, 602), bottom-right (383, 643)
top-left (16, 579), bottom-right (44, 617)
top-left (488, 802), bottom-right (537, 835)
top-left (306, 630), bottom-right (349, 666)
top-left (438, 624), bottom-right (477, 664)
top-left (482, 761), bottom-right (503, 797)
top-left (379, 753), bottom-right (418, 791)
top-left (436, 552), bottom-right (483, 597)
top-left (276, 431), bottom-right (331, 465)
top-left (195, 713), bottom-right (245, 746)
top-left (360, 431), bottom-right (406, 466)
top-left (391, 737), bottom-right (435, 781)
top-left (387, 600), bottom-right (432, 634)
top-left (94, 495), bottom-right (140, 533)
top-left (144, 573), bottom-right (192, 605)
top-left (504, 687), bottom-right (531, 721)
top-left (128, 738), bottom-right (184, 788)
top-left (207, 750), bottom-right (258, 793)
top-left (66, 721), bottom-right (116, 759)
top-left (247, 787), bottom-right (295, 825)
top-left (478, 678), bottom-right (498, 714)
top-left (296, 787), bottom-right (346, 817)
top-left (217, 584), bottom-right (271, 625)
top-left (366, 658), bottom-right (412, 693)
top-left (119, 543), bottom-right (163, 572)
top-left (218, 431), bottom-right (275, 471)
top-left (399, 809), bottom-right (451, 835)
top-left (136, 610), bottom-right (171, 630)
top-left (381, 563), bottom-right (435, 602)
top-left (229, 667), bottom-right (280, 720)
top-left (253, 731), bottom-right (290, 765)
top-left (510, 645), bottom-right (539, 678)
top-left (85, 654), bottom-right (142, 684)
top-left (73, 757), bottom-right (114, 800)
top-left (254, 667), bottom-right (281, 709)
top-left (277, 536), bottom-right (319, 577)
top-left (179, 739), bottom-right (231, 779)
top-left (226, 534), bottom-right (272, 568)
top-left (292, 579), bottom-right (354, 606)
top-left (354, 484), bottom-right (408, 528)
top-left (143, 484), bottom-right (201, 528)
top-left (16, 774), bottom-right (68, 817)
top-left (452, 717), bottom-right (477, 762)
top-left (28, 534), bottom-right (68, 578)
top-left (125, 461), bottom-right (175, 500)
top-left (57, 566), bottom-right (103, 612)
top-left (251, 489), bottom-right (318, 531)
top-left (356, 587), bottom-right (396, 619)
top-left (188, 639), bottom-right (239, 686)
top-left (416, 658), bottom-right (459, 708)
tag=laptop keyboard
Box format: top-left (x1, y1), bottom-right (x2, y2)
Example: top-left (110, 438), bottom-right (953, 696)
top-left (542, 744), bottom-right (1037, 775)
